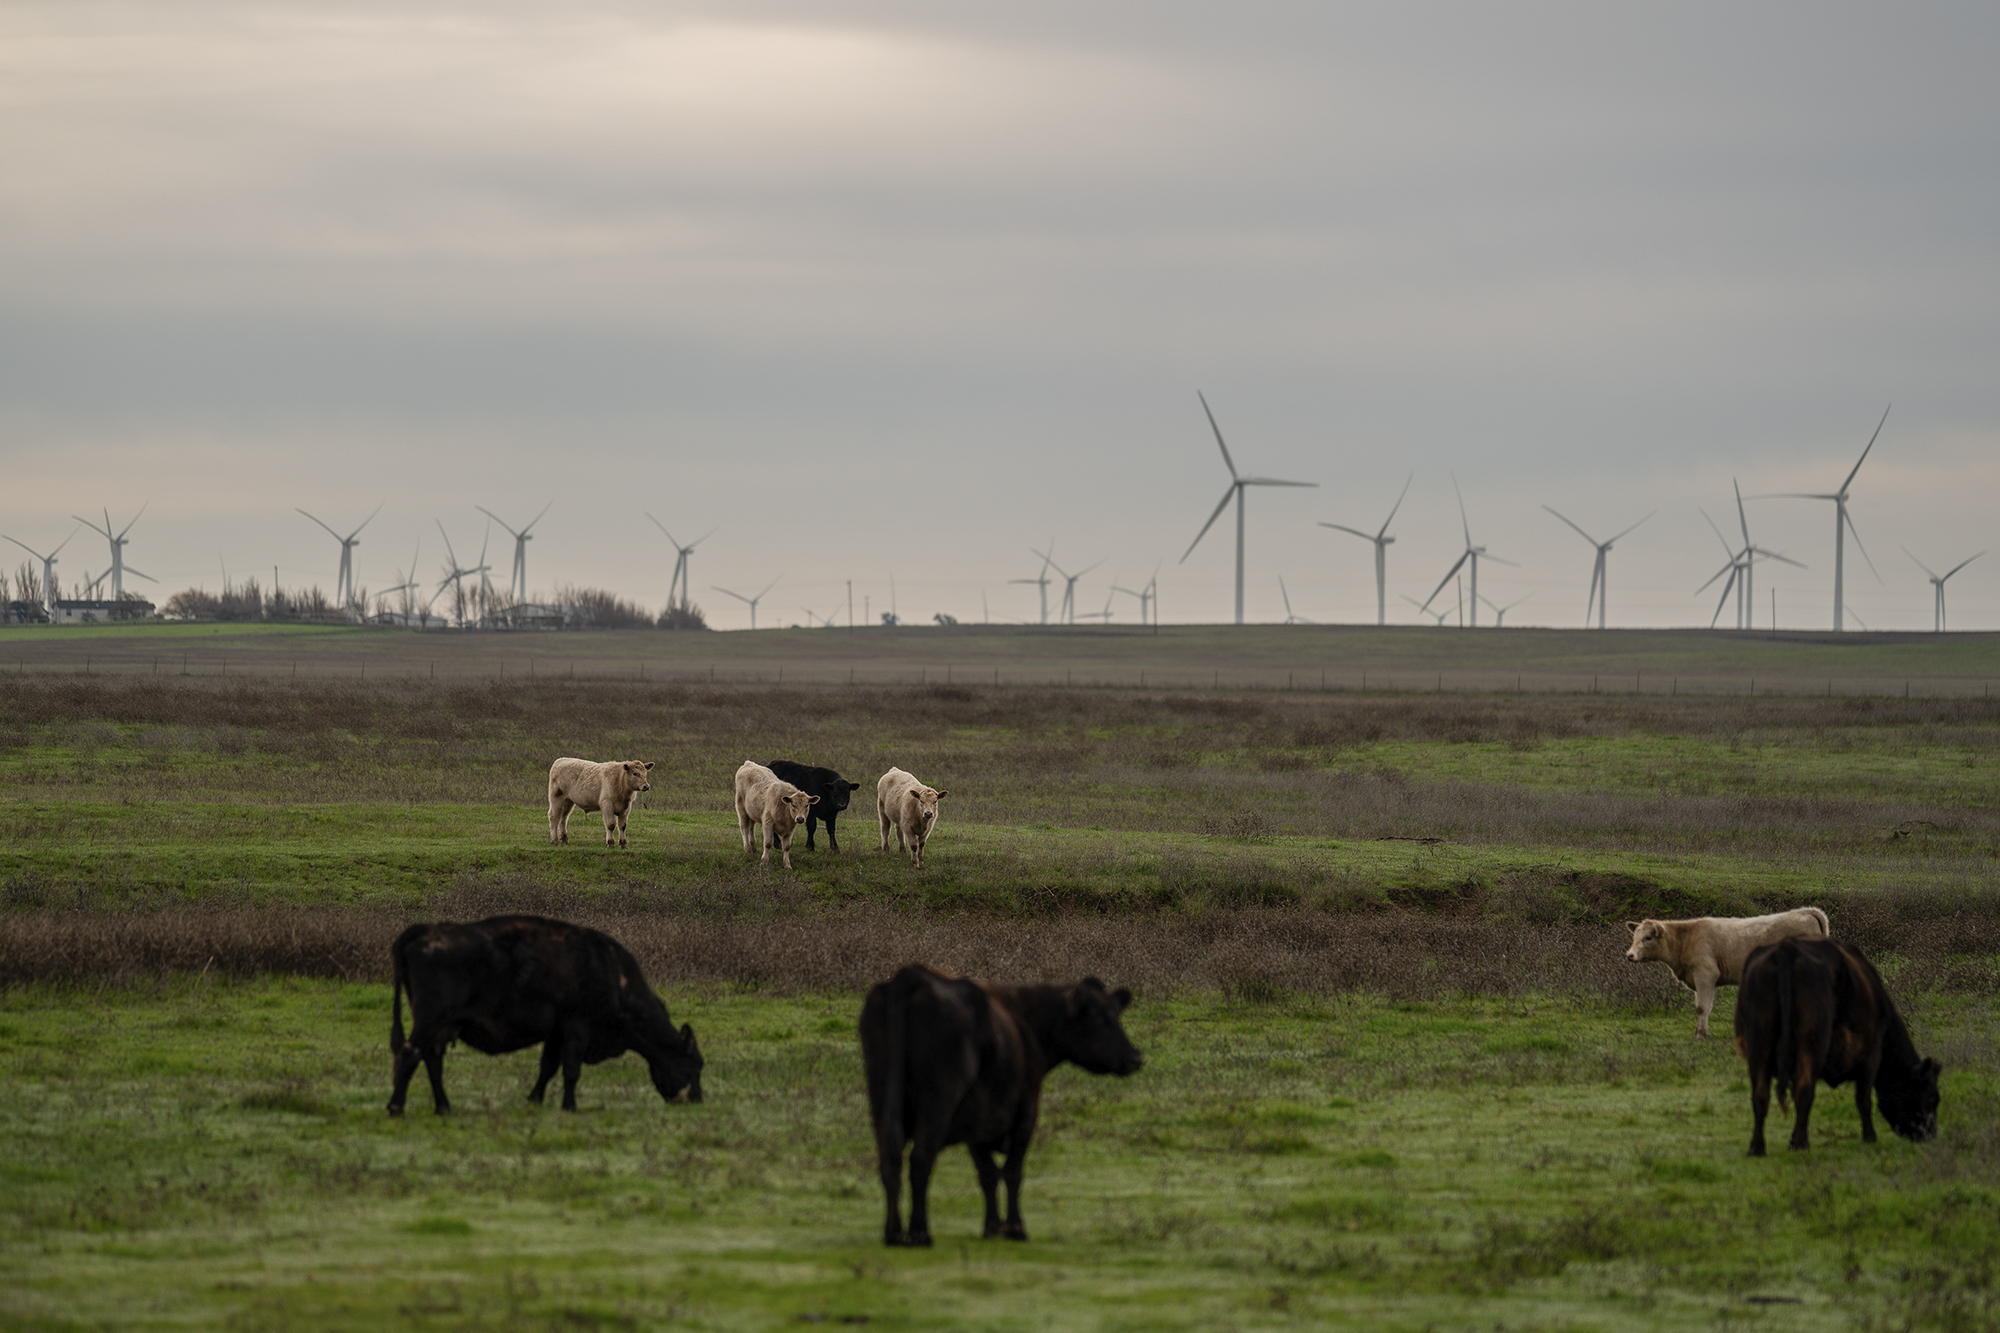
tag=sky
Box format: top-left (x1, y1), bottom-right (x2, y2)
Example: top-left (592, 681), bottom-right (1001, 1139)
top-left (3, 1), bottom-right (1997, 631)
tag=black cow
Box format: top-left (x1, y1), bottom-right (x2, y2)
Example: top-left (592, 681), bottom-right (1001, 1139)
top-left (1735, 936), bottom-right (1940, 1156)
top-left (388, 914), bottom-right (703, 1116)
top-left (766, 759), bottom-right (862, 853)
top-left (860, 963), bottom-right (1142, 1247)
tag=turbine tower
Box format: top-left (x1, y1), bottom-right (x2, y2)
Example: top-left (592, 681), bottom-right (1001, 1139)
top-left (1420, 477), bottom-right (1514, 627)
top-left (1904, 548), bottom-right (1983, 633)
top-left (1031, 546), bottom-right (1103, 625)
top-left (295, 503), bottom-right (382, 610)
top-left (1541, 506), bottom-right (1652, 629)
top-left (2, 527), bottom-right (76, 619)
top-left (1278, 577), bottom-right (1313, 624)
top-left (1009, 546), bottom-right (1054, 625)
top-left (1319, 474), bottom-right (1411, 626)
top-left (1180, 392), bottom-right (1315, 624)
top-left (711, 577), bottom-right (779, 631)
top-left (1748, 405), bottom-right (1889, 631)
top-left (476, 502), bottom-right (551, 605)
top-left (71, 506), bottom-right (154, 602)
top-left (434, 522), bottom-right (490, 629)
top-left (645, 515), bottom-right (713, 613)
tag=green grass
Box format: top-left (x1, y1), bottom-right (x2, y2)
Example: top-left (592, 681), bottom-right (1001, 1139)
top-left (3, 978), bottom-right (1996, 1330)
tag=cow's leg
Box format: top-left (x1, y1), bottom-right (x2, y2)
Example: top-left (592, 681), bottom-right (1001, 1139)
top-left (616, 808), bottom-right (629, 849)
top-left (420, 1038), bottom-right (452, 1115)
top-left (529, 1039), bottom-right (560, 1104)
top-left (971, 1146), bottom-right (1004, 1238)
top-left (550, 796), bottom-right (574, 846)
top-left (1855, 1076), bottom-right (1878, 1144)
top-left (1689, 964), bottom-right (1720, 1038)
top-left (738, 803), bottom-right (755, 854)
top-left (906, 1143), bottom-right (939, 1247)
top-left (1747, 1062), bottom-right (1770, 1156)
top-left (388, 1039), bottom-right (423, 1116)
top-left (911, 832), bottom-right (925, 869)
top-left (1788, 1063), bottom-right (1817, 1151)
top-left (825, 811), bottom-right (840, 854)
top-left (879, 806), bottom-right (892, 852)
top-left (802, 813), bottom-right (817, 850)
top-left (558, 1022), bottom-right (589, 1111)
top-left (778, 830), bottom-right (793, 870)
top-left (758, 822), bottom-right (772, 864)
top-left (877, 1130), bottom-right (907, 1246)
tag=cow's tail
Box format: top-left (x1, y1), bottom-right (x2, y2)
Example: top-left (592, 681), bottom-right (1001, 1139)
top-left (881, 971), bottom-right (911, 1155)
top-left (1774, 941), bottom-right (1798, 1112)
top-left (1806, 906), bottom-right (1830, 937)
top-left (390, 935), bottom-right (409, 1054)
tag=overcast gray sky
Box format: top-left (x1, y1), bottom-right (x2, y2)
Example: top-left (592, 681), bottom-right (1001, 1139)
top-left (4, 1), bottom-right (1996, 629)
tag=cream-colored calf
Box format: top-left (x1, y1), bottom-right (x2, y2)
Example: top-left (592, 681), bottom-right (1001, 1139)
top-left (877, 766), bottom-right (948, 868)
top-left (1624, 907), bottom-right (1830, 1037)
top-left (734, 760), bottom-right (819, 869)
top-left (548, 758), bottom-right (655, 848)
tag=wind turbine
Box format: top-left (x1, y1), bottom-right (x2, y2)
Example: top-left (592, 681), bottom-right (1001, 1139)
top-left (1032, 547), bottom-right (1103, 625)
top-left (1111, 566), bottom-right (1160, 627)
top-left (1420, 477), bottom-right (1514, 627)
top-left (1319, 474), bottom-right (1411, 626)
top-left (476, 502), bottom-right (551, 605)
top-left (645, 515), bottom-right (714, 612)
top-left (1477, 591), bottom-right (1531, 628)
top-left (434, 522), bottom-right (489, 629)
top-left (1180, 392), bottom-right (1316, 624)
top-left (1904, 548), bottom-right (1983, 633)
top-left (712, 577), bottom-right (779, 630)
top-left (1747, 405), bottom-right (1889, 631)
top-left (295, 503), bottom-right (382, 612)
top-left (1400, 593), bottom-right (1450, 627)
top-left (2, 528), bottom-right (76, 619)
top-left (71, 506), bottom-right (154, 602)
top-left (1075, 589), bottom-right (1116, 624)
top-left (1541, 506), bottom-right (1653, 629)
top-left (1696, 484), bottom-right (1803, 630)
top-left (1278, 577), bottom-right (1313, 624)
top-left (1009, 546), bottom-right (1054, 625)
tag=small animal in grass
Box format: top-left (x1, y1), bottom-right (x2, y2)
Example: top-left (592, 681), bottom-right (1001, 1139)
top-left (1623, 907), bottom-right (1829, 1037)
top-left (1735, 936), bottom-right (1939, 1156)
top-left (877, 766), bottom-right (947, 868)
top-left (547, 757), bottom-right (654, 848)
top-left (387, 914), bottom-right (703, 1116)
top-left (734, 760), bottom-right (819, 869)
top-left (861, 963), bottom-right (1142, 1247)
top-left (765, 759), bottom-right (863, 853)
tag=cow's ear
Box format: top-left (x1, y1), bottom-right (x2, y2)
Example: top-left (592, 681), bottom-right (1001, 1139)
top-left (1112, 987), bottom-right (1133, 1011)
top-left (933, 790), bottom-right (949, 800)
top-left (681, 1023), bottom-right (698, 1048)
top-left (807, 794), bottom-right (821, 804)
top-left (847, 781), bottom-right (861, 791)
top-left (1624, 921), bottom-right (1640, 933)
top-left (644, 762), bottom-right (655, 771)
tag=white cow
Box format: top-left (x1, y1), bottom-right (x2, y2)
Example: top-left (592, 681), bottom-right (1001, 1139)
top-left (734, 760), bottom-right (819, 870)
top-left (877, 766), bottom-right (948, 868)
top-left (1624, 907), bottom-right (1831, 1037)
top-left (548, 758), bottom-right (655, 848)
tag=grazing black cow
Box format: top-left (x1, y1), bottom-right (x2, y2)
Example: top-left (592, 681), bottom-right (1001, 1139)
top-left (1734, 936), bottom-right (1940, 1156)
top-left (766, 759), bottom-right (862, 853)
top-left (860, 963), bottom-right (1142, 1247)
top-left (388, 914), bottom-right (703, 1116)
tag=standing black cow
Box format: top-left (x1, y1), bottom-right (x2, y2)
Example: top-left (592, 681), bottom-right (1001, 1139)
top-left (1735, 936), bottom-right (1940, 1156)
top-left (766, 760), bottom-right (862, 853)
top-left (860, 963), bottom-right (1142, 1247)
top-left (388, 914), bottom-right (704, 1116)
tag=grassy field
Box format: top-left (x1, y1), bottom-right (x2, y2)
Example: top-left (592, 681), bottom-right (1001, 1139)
top-left (3, 656), bottom-right (1999, 1328)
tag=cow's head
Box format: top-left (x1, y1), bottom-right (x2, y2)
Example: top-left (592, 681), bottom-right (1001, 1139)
top-left (622, 761), bottom-right (655, 792)
top-left (1050, 977), bottom-right (1143, 1077)
top-left (911, 786), bottom-right (947, 831)
top-left (647, 1023), bottom-right (704, 1105)
top-left (784, 789), bottom-right (820, 824)
top-left (825, 779), bottom-right (861, 814)
top-left (1624, 920), bottom-right (1667, 963)
top-left (1879, 1056), bottom-right (1941, 1143)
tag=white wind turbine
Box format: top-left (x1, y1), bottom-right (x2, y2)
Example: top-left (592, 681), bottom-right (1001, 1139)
top-left (434, 522), bottom-right (490, 629)
top-left (1009, 546), bottom-right (1055, 625)
top-left (1181, 392), bottom-right (1316, 624)
top-left (1747, 405), bottom-right (1889, 631)
top-left (1541, 506), bottom-right (1653, 629)
top-left (1278, 577), bottom-right (1313, 624)
top-left (1319, 474), bottom-right (1411, 626)
top-left (645, 515), bottom-right (714, 613)
top-left (295, 503), bottom-right (382, 612)
top-left (1400, 593), bottom-right (1450, 627)
top-left (712, 576), bottom-right (779, 630)
top-left (1111, 562), bottom-right (1161, 627)
top-left (1477, 591), bottom-right (1531, 627)
top-left (1032, 547), bottom-right (1103, 625)
top-left (1075, 589), bottom-right (1116, 623)
top-left (1904, 548), bottom-right (1983, 633)
top-left (1420, 477), bottom-right (1514, 627)
top-left (71, 506), bottom-right (154, 602)
top-left (2, 527), bottom-right (77, 619)
top-left (1696, 483), bottom-right (1804, 630)
top-left (476, 502), bottom-right (551, 605)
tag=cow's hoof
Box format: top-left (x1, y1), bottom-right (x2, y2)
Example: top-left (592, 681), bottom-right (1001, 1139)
top-left (1748, 1143), bottom-right (1765, 1157)
top-left (1002, 1224), bottom-right (1028, 1242)
top-left (908, 1231), bottom-right (933, 1248)
top-left (387, 1104), bottom-right (404, 1118)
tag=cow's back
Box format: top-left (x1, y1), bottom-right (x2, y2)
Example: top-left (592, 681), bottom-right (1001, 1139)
top-left (550, 757), bottom-right (604, 806)
top-left (1703, 909), bottom-right (1832, 985)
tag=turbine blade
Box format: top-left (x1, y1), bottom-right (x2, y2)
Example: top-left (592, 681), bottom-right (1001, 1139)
top-left (1197, 392), bottom-right (1238, 479)
top-left (1181, 486), bottom-right (1237, 562)
top-left (1903, 545), bottom-right (1940, 580)
top-left (1541, 505), bottom-right (1599, 547)
top-left (1586, 560), bottom-right (1601, 623)
top-left (1608, 510), bottom-right (1655, 544)
top-left (1743, 492), bottom-right (1838, 501)
top-left (1709, 568), bottom-right (1739, 629)
top-left (1846, 510), bottom-right (1880, 582)
top-left (755, 576), bottom-right (780, 599)
top-left (114, 502), bottom-right (148, 540)
top-left (1750, 547), bottom-right (1808, 570)
top-left (121, 566), bottom-right (156, 582)
top-left (1840, 404), bottom-right (1890, 494)
top-left (349, 501), bottom-right (385, 540)
top-left (1482, 554), bottom-right (1520, 568)
top-left (1452, 473), bottom-right (1471, 549)
top-left (712, 585), bottom-right (751, 604)
top-left (523, 500), bottom-right (553, 534)
top-left (296, 509), bottom-right (344, 541)
top-left (474, 506), bottom-right (519, 538)
top-left (1424, 553), bottom-right (1470, 608)
top-left (1318, 523), bottom-right (1375, 540)
top-left (1942, 552), bottom-right (1985, 581)
top-left (1379, 472), bottom-right (1413, 538)
top-left (645, 513), bottom-right (680, 547)
top-left (1240, 477), bottom-right (1317, 488)
top-left (1699, 509), bottom-right (1735, 558)
top-left (1694, 558), bottom-right (1739, 594)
